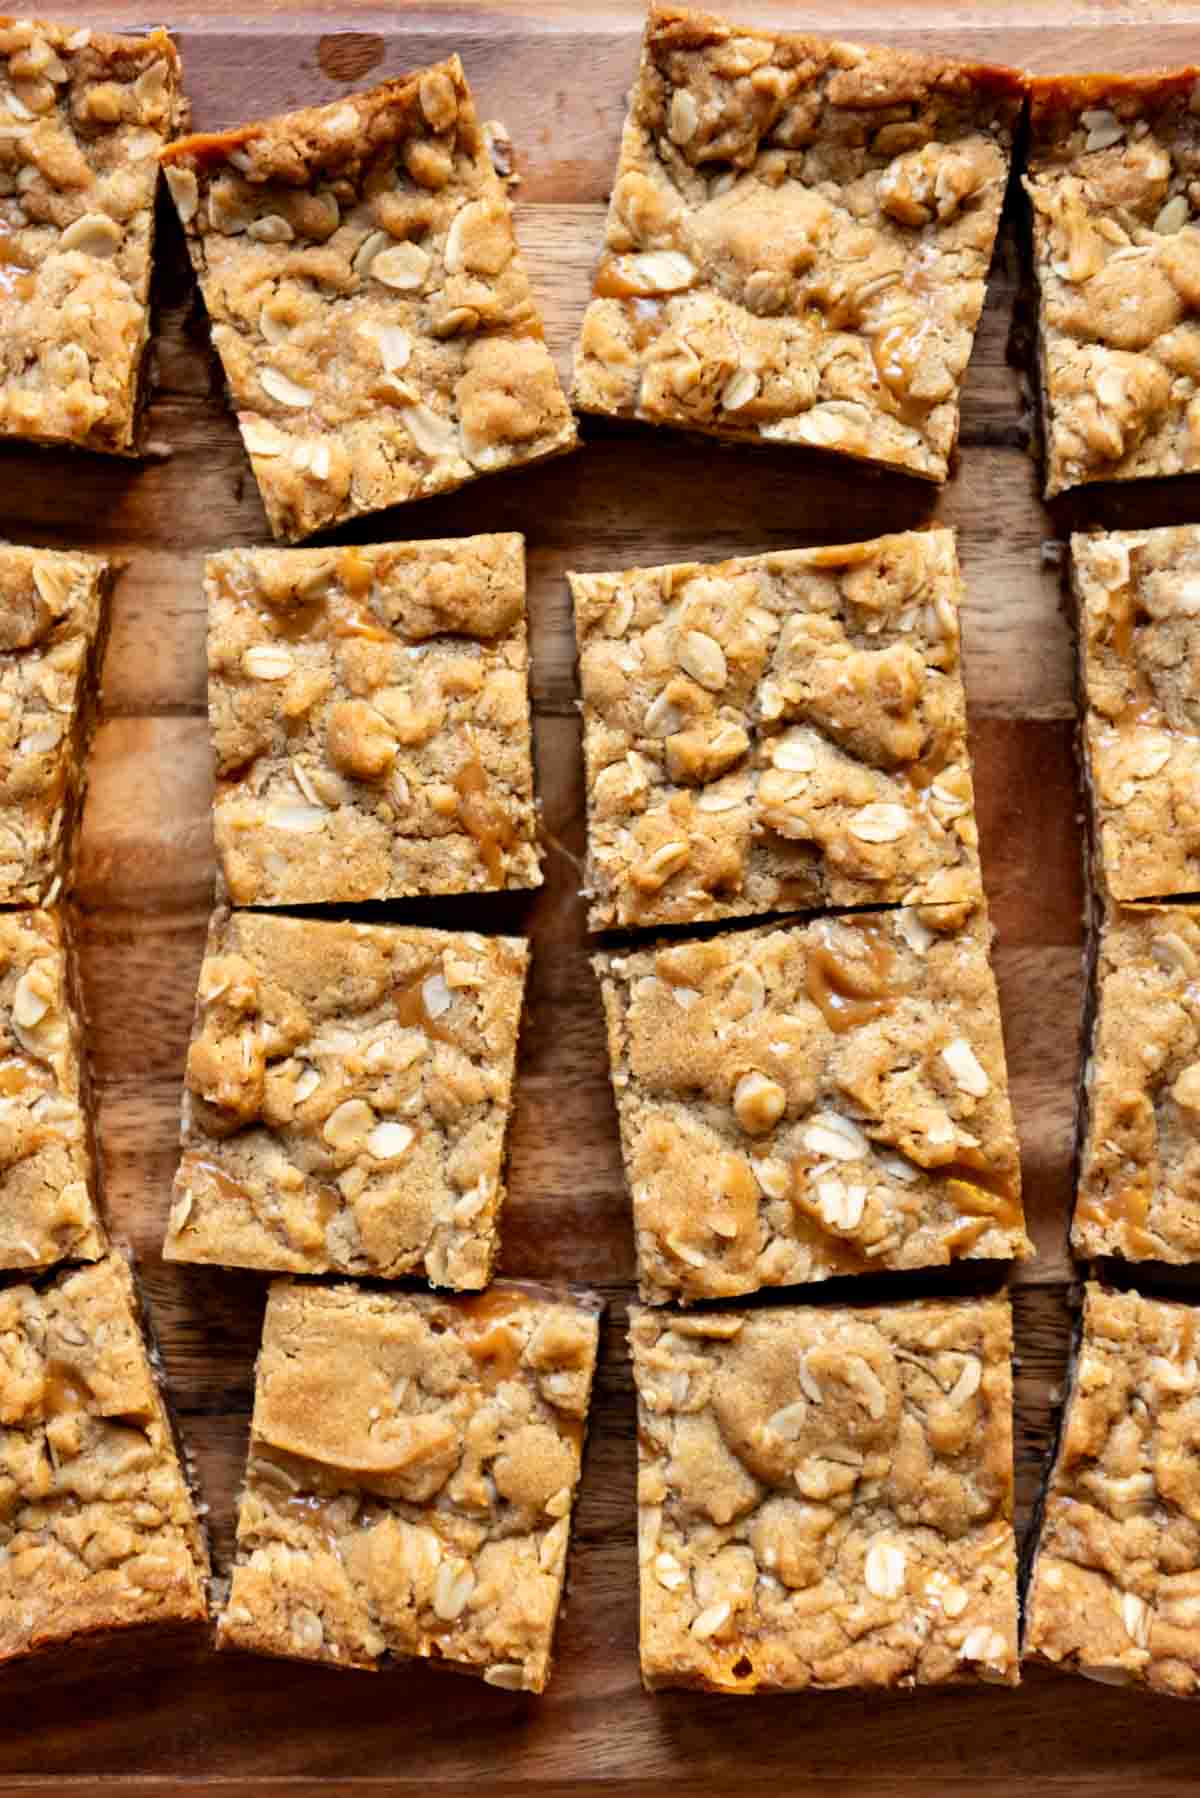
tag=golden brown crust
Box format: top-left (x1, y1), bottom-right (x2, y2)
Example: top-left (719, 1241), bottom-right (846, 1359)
top-left (1025, 1285), bottom-right (1200, 1697)
top-left (0, 906), bottom-right (102, 1271)
top-left (0, 546), bottom-right (113, 905)
top-left (597, 901), bottom-right (1027, 1305)
top-left (1076, 904), bottom-right (1200, 1262)
top-left (0, 17), bottom-right (184, 453)
top-left (632, 1293), bottom-right (1018, 1693)
top-left (165, 910), bottom-right (530, 1288)
top-left (1074, 526), bottom-right (1200, 901)
top-left (0, 1253), bottom-right (209, 1664)
top-left (206, 536), bottom-right (541, 905)
top-left (1027, 75), bottom-right (1200, 495)
top-left (572, 4), bottom-right (1021, 480)
top-left (217, 1279), bottom-right (600, 1690)
top-left (572, 528), bottom-right (981, 931)
top-left (163, 58), bottom-right (575, 542)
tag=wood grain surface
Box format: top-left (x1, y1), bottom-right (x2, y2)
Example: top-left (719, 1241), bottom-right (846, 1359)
top-left (3, 3), bottom-right (1200, 1792)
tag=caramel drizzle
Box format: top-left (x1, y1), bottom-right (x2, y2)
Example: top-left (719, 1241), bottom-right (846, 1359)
top-left (0, 223), bottom-right (33, 301)
top-left (1075, 1183), bottom-right (1158, 1258)
top-left (453, 758), bottom-right (515, 885)
top-left (806, 919), bottom-right (903, 1034)
top-left (395, 965), bottom-right (456, 1045)
top-left (42, 1359), bottom-right (92, 1418)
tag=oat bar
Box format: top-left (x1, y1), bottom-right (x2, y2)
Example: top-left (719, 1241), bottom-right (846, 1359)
top-left (631, 1293), bottom-right (1018, 1692)
top-left (596, 901), bottom-right (1027, 1305)
top-left (207, 535), bottom-right (541, 906)
top-left (0, 17), bottom-right (183, 453)
top-left (0, 907), bottom-right (102, 1272)
top-left (572, 3), bottom-right (1022, 481)
top-left (1075, 904), bottom-right (1200, 1263)
top-left (165, 911), bottom-right (529, 1288)
top-left (1025, 1284), bottom-right (1200, 1696)
top-left (0, 546), bottom-right (113, 905)
top-left (162, 60), bottom-right (576, 542)
top-left (1074, 526), bottom-right (1200, 903)
top-left (571, 527), bottom-right (981, 932)
top-left (1028, 72), bottom-right (1200, 496)
top-left (0, 1253), bottom-right (209, 1664)
top-left (216, 1278), bottom-right (600, 1690)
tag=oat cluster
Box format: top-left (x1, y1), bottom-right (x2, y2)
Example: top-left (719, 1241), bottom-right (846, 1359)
top-left (218, 1280), bottom-right (600, 1689)
top-left (573, 4), bottom-right (1021, 482)
top-left (0, 17), bottom-right (183, 451)
top-left (631, 1296), bottom-right (1018, 1692)
top-left (572, 529), bottom-right (980, 931)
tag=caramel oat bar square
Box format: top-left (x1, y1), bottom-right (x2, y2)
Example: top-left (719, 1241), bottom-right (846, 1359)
top-left (0, 1253), bottom-right (209, 1664)
top-left (571, 528), bottom-right (981, 932)
top-left (596, 901), bottom-right (1026, 1306)
top-left (162, 61), bottom-right (575, 543)
top-left (0, 907), bottom-right (102, 1272)
top-left (1075, 904), bottom-right (1200, 1264)
top-left (217, 1278), bottom-right (600, 1689)
top-left (1027, 73), bottom-right (1200, 497)
top-left (207, 535), bottom-right (541, 906)
top-left (572, 4), bottom-right (1021, 481)
top-left (1025, 1284), bottom-right (1200, 1696)
top-left (0, 546), bottom-right (114, 905)
top-left (631, 1293), bottom-right (1018, 1692)
top-left (1074, 526), bottom-right (1200, 902)
top-left (165, 911), bottom-right (529, 1288)
top-left (0, 18), bottom-right (183, 454)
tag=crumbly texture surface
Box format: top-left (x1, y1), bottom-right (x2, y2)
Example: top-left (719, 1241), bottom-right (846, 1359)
top-left (0, 17), bottom-right (183, 453)
top-left (1076, 905), bottom-right (1200, 1263)
top-left (0, 1253), bottom-right (209, 1664)
top-left (1025, 1284), bottom-right (1200, 1697)
top-left (165, 912), bottom-right (529, 1287)
top-left (596, 902), bottom-right (1026, 1306)
top-left (571, 3), bottom-right (1020, 481)
top-left (0, 907), bottom-right (102, 1271)
top-left (208, 536), bottom-right (541, 906)
top-left (162, 59), bottom-right (576, 542)
top-left (572, 528), bottom-right (981, 932)
top-left (0, 546), bottom-right (112, 905)
top-left (1028, 73), bottom-right (1200, 497)
top-left (1075, 525), bottom-right (1200, 903)
top-left (631, 1295), bottom-right (1018, 1693)
top-left (217, 1279), bottom-right (600, 1690)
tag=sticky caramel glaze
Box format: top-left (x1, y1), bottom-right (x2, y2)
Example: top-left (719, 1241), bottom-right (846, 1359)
top-left (41, 1360), bottom-right (92, 1417)
top-left (177, 1151), bottom-right (254, 1207)
top-left (806, 919), bottom-right (902, 1033)
top-left (592, 256), bottom-right (652, 300)
top-left (395, 966), bottom-right (458, 1044)
top-left (1075, 1183), bottom-right (1159, 1258)
top-left (453, 758), bottom-right (516, 884)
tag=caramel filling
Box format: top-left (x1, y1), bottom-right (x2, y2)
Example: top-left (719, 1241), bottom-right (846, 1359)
top-left (453, 758), bottom-right (515, 884)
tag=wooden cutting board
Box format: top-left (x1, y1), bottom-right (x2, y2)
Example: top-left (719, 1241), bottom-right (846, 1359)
top-left (2, 2), bottom-right (1199, 1791)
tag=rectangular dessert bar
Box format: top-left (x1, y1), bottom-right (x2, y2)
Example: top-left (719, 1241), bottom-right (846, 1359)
top-left (1074, 526), bottom-right (1200, 903)
top-left (0, 16), bottom-right (184, 453)
top-left (1027, 72), bottom-right (1200, 497)
top-left (572, 3), bottom-right (1022, 482)
top-left (595, 900), bottom-right (1027, 1306)
top-left (162, 59), bottom-right (576, 542)
top-left (1075, 903), bottom-right (1200, 1264)
top-left (571, 527), bottom-right (982, 932)
top-left (0, 1253), bottom-right (209, 1664)
top-left (207, 535), bottom-right (541, 906)
top-left (165, 911), bottom-right (529, 1288)
top-left (217, 1278), bottom-right (601, 1690)
top-left (631, 1293), bottom-right (1019, 1692)
top-left (1025, 1283), bottom-right (1200, 1696)
top-left (0, 546), bottom-right (114, 905)
top-left (0, 906), bottom-right (102, 1271)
